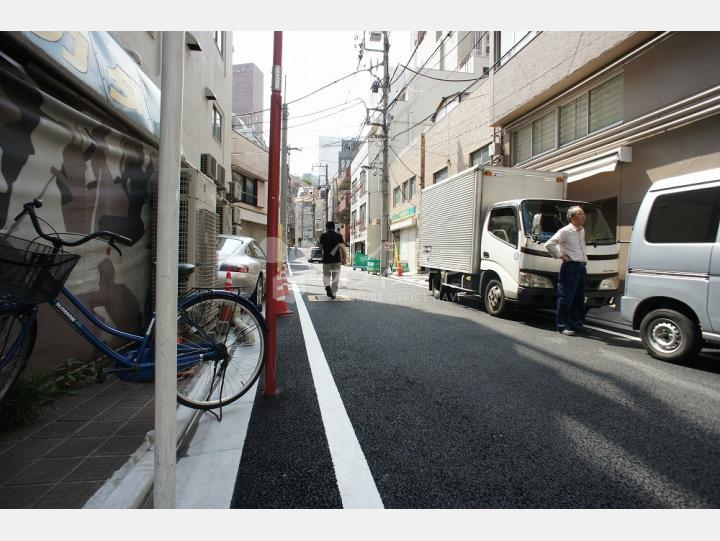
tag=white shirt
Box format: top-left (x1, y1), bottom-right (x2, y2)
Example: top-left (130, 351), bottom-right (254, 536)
top-left (545, 223), bottom-right (588, 262)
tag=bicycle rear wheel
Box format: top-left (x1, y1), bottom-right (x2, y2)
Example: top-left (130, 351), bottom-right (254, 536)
top-left (176, 291), bottom-right (266, 410)
top-left (0, 307), bottom-right (37, 402)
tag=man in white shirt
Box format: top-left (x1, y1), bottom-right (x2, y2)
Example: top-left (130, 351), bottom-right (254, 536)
top-left (545, 206), bottom-right (588, 336)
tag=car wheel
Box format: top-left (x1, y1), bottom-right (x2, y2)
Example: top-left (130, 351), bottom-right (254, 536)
top-left (251, 274), bottom-right (264, 307)
top-left (639, 308), bottom-right (702, 362)
top-left (484, 278), bottom-right (508, 317)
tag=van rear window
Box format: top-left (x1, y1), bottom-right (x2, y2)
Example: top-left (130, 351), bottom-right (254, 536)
top-left (645, 185), bottom-right (720, 243)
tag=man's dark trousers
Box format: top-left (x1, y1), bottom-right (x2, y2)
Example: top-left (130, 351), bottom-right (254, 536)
top-left (556, 261), bottom-right (587, 331)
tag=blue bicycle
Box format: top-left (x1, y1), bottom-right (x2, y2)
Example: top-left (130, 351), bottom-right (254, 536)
top-left (0, 199), bottom-right (267, 410)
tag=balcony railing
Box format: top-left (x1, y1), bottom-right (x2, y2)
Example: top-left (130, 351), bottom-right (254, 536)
top-left (337, 192), bottom-right (351, 215)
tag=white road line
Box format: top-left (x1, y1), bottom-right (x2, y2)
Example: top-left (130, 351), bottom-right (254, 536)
top-left (584, 324), bottom-right (642, 342)
top-left (289, 280), bottom-right (384, 509)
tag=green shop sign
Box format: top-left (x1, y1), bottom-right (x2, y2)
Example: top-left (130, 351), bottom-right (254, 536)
top-left (391, 206), bottom-right (416, 223)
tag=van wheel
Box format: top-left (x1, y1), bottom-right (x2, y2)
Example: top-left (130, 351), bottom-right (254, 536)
top-left (639, 309), bottom-right (702, 362)
top-left (484, 279), bottom-right (507, 317)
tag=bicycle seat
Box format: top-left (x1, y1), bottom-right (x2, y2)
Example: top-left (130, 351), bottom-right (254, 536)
top-left (178, 263), bottom-right (195, 280)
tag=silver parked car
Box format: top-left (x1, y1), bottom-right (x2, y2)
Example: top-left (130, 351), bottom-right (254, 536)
top-left (216, 235), bottom-right (266, 305)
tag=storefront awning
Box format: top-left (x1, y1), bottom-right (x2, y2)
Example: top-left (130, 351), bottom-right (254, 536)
top-left (562, 147), bottom-right (632, 183)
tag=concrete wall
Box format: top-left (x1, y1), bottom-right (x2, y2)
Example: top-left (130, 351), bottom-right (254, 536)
top-left (491, 31), bottom-right (653, 126)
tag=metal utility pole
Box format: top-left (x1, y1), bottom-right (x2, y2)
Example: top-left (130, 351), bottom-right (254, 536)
top-left (280, 102), bottom-right (288, 263)
top-left (380, 31), bottom-right (390, 276)
top-left (154, 31), bottom-right (184, 509)
top-left (324, 163), bottom-right (329, 224)
top-left (264, 31), bottom-right (283, 397)
top-left (313, 162), bottom-right (329, 224)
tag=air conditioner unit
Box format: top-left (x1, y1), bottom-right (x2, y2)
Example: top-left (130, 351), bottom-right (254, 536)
top-left (216, 165), bottom-right (226, 190)
top-left (228, 180), bottom-right (241, 202)
top-left (209, 156), bottom-right (217, 181)
top-left (200, 153), bottom-right (214, 179)
top-left (178, 168), bottom-right (218, 292)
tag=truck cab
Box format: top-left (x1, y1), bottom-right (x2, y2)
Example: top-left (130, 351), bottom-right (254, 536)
top-left (479, 199), bottom-right (619, 315)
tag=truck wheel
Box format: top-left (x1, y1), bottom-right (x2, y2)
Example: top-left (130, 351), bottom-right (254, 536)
top-left (432, 275), bottom-right (442, 299)
top-left (441, 287), bottom-right (458, 302)
top-left (639, 309), bottom-right (702, 362)
top-left (484, 279), bottom-right (507, 317)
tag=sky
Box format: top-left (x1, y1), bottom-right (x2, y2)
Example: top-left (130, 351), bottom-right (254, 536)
top-left (232, 31), bottom-right (412, 179)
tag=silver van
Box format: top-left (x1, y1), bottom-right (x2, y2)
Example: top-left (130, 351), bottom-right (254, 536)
top-left (622, 168), bottom-right (720, 362)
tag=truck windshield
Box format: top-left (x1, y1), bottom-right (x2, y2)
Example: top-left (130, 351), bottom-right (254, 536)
top-left (520, 200), bottom-right (616, 245)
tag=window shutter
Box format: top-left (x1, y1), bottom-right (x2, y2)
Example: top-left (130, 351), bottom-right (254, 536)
top-left (589, 75), bottom-right (623, 132)
top-left (513, 125), bottom-right (532, 164)
top-left (532, 111), bottom-right (555, 156)
top-left (559, 93), bottom-right (588, 145)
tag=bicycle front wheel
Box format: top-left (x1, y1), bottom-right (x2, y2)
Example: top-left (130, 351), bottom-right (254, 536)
top-left (176, 291), bottom-right (266, 410)
top-left (0, 307), bottom-right (37, 403)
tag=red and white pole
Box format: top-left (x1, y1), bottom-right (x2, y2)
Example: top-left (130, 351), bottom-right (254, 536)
top-left (264, 31), bottom-right (283, 397)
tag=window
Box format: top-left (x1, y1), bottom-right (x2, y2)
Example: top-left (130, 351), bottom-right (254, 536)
top-left (212, 105), bottom-right (223, 143)
top-left (407, 176), bottom-right (417, 199)
top-left (434, 167), bottom-right (448, 183)
top-left (496, 31), bottom-right (537, 66)
top-left (488, 207), bottom-right (519, 246)
top-left (213, 31), bottom-right (224, 56)
top-left (589, 74), bottom-right (623, 132)
top-left (470, 144), bottom-right (491, 166)
top-left (393, 186), bottom-right (402, 206)
top-left (251, 242), bottom-right (266, 259)
top-left (559, 94), bottom-right (588, 146)
top-left (234, 174), bottom-right (258, 206)
top-left (359, 203), bottom-right (366, 222)
top-left (532, 111), bottom-right (556, 156)
top-left (512, 125), bottom-right (532, 164)
top-left (645, 186), bottom-right (720, 244)
top-left (511, 74), bottom-right (624, 163)
top-left (351, 210), bottom-right (357, 225)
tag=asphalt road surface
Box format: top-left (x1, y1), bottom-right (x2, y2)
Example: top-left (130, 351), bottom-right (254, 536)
top-left (232, 251), bottom-right (720, 508)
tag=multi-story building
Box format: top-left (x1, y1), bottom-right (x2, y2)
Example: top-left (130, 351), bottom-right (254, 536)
top-left (110, 31), bottom-right (233, 291)
top-left (387, 31), bottom-right (720, 289)
top-left (231, 62), bottom-right (264, 145)
top-left (352, 31), bottom-right (489, 268)
top-left (229, 130), bottom-right (268, 241)
top-left (294, 185), bottom-right (316, 248)
top-left (349, 135), bottom-right (383, 258)
top-left (412, 30), bottom-right (491, 74)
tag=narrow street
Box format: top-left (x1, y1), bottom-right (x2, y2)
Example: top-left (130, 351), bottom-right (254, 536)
top-left (232, 251), bottom-right (720, 508)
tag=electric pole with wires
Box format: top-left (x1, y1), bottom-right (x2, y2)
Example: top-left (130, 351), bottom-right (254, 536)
top-left (380, 31), bottom-right (390, 277)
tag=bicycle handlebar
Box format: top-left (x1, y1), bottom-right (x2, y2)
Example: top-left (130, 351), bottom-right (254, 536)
top-left (15, 199), bottom-right (133, 254)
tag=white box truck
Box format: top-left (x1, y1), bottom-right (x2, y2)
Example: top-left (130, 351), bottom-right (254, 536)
top-left (419, 165), bottom-right (619, 316)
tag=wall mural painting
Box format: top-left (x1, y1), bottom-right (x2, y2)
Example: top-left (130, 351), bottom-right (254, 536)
top-left (0, 56), bottom-right (158, 364)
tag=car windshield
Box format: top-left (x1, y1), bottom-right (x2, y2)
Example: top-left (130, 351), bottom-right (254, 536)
top-left (520, 200), bottom-right (616, 245)
top-left (217, 237), bottom-right (244, 259)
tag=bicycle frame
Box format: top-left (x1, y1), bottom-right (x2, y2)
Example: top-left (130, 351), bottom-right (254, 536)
top-left (0, 304), bottom-right (37, 370)
top-left (2, 286), bottom-right (223, 379)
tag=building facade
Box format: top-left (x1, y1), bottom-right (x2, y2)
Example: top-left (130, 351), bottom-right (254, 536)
top-left (231, 62), bottom-right (264, 146)
top-left (229, 130), bottom-right (268, 242)
top-left (384, 31), bottom-right (720, 288)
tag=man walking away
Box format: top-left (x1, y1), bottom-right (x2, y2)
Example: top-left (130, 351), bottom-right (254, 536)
top-left (545, 206), bottom-right (588, 336)
top-left (319, 221), bottom-right (346, 299)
